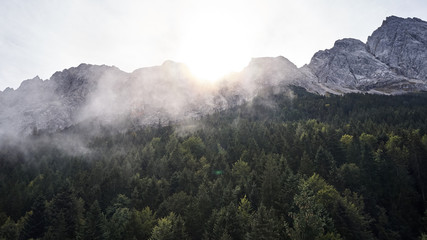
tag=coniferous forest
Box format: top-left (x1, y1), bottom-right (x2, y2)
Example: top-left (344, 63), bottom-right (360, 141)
top-left (1, 87), bottom-right (427, 240)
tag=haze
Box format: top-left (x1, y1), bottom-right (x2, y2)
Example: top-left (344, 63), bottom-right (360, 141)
top-left (1, 0), bottom-right (427, 90)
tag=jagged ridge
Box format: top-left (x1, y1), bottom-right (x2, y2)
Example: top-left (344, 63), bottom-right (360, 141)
top-left (1, 16), bottom-right (427, 135)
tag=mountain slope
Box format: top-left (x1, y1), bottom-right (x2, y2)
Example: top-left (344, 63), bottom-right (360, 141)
top-left (1, 16), bottom-right (427, 135)
top-left (367, 16), bottom-right (427, 80)
top-left (306, 38), bottom-right (426, 94)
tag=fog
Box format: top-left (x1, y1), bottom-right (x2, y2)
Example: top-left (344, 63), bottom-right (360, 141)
top-left (0, 61), bottom-right (221, 155)
top-left (77, 61), bottom-right (221, 126)
top-left (0, 55), bottom-right (311, 156)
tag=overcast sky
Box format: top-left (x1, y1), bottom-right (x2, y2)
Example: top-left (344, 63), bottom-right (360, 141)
top-left (1, 0), bottom-right (427, 90)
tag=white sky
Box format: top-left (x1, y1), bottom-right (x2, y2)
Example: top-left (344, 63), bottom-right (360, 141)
top-left (1, 0), bottom-right (427, 90)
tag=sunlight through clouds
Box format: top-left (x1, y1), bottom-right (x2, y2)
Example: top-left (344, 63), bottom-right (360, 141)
top-left (177, 0), bottom-right (258, 82)
top-left (1, 0), bottom-right (427, 89)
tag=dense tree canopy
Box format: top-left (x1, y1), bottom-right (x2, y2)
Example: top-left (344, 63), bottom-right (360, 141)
top-left (1, 87), bottom-right (427, 239)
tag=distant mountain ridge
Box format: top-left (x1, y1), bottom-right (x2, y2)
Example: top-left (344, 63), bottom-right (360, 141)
top-left (307, 16), bottom-right (427, 93)
top-left (1, 16), bottom-right (427, 135)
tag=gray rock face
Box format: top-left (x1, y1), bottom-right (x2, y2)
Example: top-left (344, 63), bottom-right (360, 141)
top-left (78, 61), bottom-right (221, 126)
top-left (215, 56), bottom-right (326, 109)
top-left (307, 38), bottom-right (411, 93)
top-left (0, 61), bottom-right (228, 135)
top-left (0, 58), bottom-right (310, 135)
top-left (222, 57), bottom-right (303, 100)
top-left (306, 16), bottom-right (427, 94)
top-left (1, 16), bottom-right (427, 135)
top-left (0, 64), bottom-right (127, 135)
top-left (367, 16), bottom-right (427, 80)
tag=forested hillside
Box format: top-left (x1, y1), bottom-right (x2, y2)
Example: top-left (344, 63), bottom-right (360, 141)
top-left (1, 87), bottom-right (427, 239)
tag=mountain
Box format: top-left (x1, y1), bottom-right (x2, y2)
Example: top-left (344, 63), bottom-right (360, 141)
top-left (0, 64), bottom-right (125, 136)
top-left (306, 38), bottom-right (426, 93)
top-left (367, 16), bottom-right (427, 80)
top-left (305, 16), bottom-right (427, 94)
top-left (1, 16), bottom-right (427, 135)
top-left (0, 62), bottom-right (218, 135)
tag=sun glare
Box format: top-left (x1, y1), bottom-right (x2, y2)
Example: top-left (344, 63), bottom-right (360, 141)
top-left (178, 2), bottom-right (255, 83)
top-left (184, 50), bottom-right (249, 83)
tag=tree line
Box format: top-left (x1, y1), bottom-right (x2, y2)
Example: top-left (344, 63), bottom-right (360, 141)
top-left (1, 87), bottom-right (427, 239)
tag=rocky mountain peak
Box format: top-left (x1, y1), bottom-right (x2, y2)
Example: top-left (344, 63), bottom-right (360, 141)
top-left (247, 56), bottom-right (296, 68)
top-left (306, 16), bottom-right (427, 94)
top-left (1, 16), bottom-right (427, 136)
top-left (332, 38), bottom-right (366, 51)
top-left (132, 60), bottom-right (191, 79)
top-left (307, 37), bottom-right (399, 91)
top-left (243, 56), bottom-right (301, 86)
top-left (367, 16), bottom-right (427, 80)
top-left (17, 76), bottom-right (44, 91)
top-left (382, 15), bottom-right (424, 25)
top-left (161, 60), bottom-right (187, 69)
top-left (2, 87), bottom-right (14, 93)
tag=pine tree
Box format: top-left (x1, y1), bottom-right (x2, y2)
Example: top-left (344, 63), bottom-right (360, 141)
top-left (19, 196), bottom-right (46, 239)
top-left (84, 200), bottom-right (107, 240)
top-left (286, 175), bottom-right (329, 240)
top-left (298, 151), bottom-right (314, 177)
top-left (314, 146), bottom-right (336, 181)
top-left (150, 212), bottom-right (189, 240)
top-left (248, 204), bottom-right (280, 240)
top-left (261, 155), bottom-right (280, 208)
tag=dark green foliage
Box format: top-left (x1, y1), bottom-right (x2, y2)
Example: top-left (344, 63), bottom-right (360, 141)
top-left (44, 187), bottom-right (83, 240)
top-left (126, 207), bottom-right (156, 240)
top-left (83, 200), bottom-right (106, 240)
top-left (0, 217), bottom-right (18, 240)
top-left (1, 88), bottom-right (427, 239)
top-left (248, 204), bottom-right (281, 240)
top-left (150, 212), bottom-right (190, 240)
top-left (19, 196), bottom-right (46, 240)
top-left (314, 146), bottom-right (336, 181)
top-left (286, 176), bottom-right (331, 240)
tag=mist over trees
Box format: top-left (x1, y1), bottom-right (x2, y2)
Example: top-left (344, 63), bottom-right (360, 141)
top-left (1, 87), bottom-right (427, 239)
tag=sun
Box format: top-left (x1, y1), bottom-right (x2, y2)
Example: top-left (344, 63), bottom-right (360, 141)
top-left (183, 48), bottom-right (249, 83)
top-left (177, 2), bottom-right (255, 83)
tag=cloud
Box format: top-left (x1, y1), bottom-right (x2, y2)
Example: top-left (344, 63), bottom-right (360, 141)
top-left (1, 0), bottom-right (427, 90)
